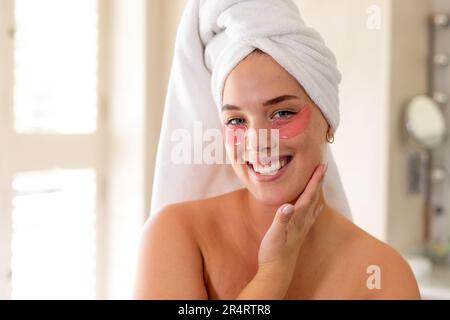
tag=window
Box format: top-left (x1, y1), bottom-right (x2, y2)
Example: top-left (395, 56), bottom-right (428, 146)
top-left (11, 169), bottom-right (96, 299)
top-left (0, 0), bottom-right (106, 299)
top-left (1, 0), bottom-right (146, 300)
top-left (14, 0), bottom-right (98, 134)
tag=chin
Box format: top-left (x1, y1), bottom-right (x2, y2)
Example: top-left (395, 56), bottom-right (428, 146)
top-left (251, 187), bottom-right (292, 206)
top-left (234, 167), bottom-right (305, 207)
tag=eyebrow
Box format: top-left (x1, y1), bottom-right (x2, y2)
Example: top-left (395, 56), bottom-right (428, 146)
top-left (221, 95), bottom-right (299, 112)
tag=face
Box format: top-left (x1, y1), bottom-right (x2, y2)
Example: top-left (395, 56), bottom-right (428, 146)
top-left (222, 51), bottom-right (330, 206)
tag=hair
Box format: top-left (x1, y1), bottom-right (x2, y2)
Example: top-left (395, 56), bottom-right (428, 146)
top-left (243, 48), bottom-right (266, 60)
top-left (252, 48), bottom-right (266, 55)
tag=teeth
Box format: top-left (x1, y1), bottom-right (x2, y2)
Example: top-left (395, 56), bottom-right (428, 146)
top-left (255, 161), bottom-right (280, 175)
top-left (250, 157), bottom-right (289, 175)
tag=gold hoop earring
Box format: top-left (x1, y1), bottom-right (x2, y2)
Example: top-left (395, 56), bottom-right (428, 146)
top-left (326, 131), bottom-right (334, 144)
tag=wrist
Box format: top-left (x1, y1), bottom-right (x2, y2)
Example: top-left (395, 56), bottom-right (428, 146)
top-left (259, 255), bottom-right (297, 275)
top-left (257, 260), bottom-right (296, 287)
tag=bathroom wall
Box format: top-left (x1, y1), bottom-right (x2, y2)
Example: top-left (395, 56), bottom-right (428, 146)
top-left (0, 0), bottom-right (14, 300)
top-left (430, 0), bottom-right (450, 255)
top-left (145, 0), bottom-right (186, 218)
top-left (105, 0), bottom-right (147, 298)
top-left (386, 0), bottom-right (432, 254)
top-left (294, 0), bottom-right (392, 243)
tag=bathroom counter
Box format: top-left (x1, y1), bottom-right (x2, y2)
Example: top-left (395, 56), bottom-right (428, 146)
top-left (418, 265), bottom-right (450, 299)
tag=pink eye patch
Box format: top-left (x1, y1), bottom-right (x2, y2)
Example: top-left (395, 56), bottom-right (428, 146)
top-left (271, 104), bottom-right (311, 139)
top-left (223, 125), bottom-right (246, 146)
top-left (223, 104), bottom-right (311, 146)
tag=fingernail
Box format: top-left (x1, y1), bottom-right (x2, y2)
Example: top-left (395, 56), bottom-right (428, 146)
top-left (282, 204), bottom-right (295, 216)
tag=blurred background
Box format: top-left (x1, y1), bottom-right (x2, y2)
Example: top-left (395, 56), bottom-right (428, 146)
top-left (1, 0), bottom-right (450, 299)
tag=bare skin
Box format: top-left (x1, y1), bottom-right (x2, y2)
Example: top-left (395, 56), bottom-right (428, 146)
top-left (133, 51), bottom-right (421, 300)
top-left (151, 188), bottom-right (418, 299)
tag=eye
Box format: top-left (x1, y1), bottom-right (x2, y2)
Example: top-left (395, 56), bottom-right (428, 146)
top-left (226, 118), bottom-right (246, 126)
top-left (272, 110), bottom-right (297, 120)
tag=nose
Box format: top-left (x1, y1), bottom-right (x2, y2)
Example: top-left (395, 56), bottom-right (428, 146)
top-left (246, 118), bottom-right (279, 149)
top-left (246, 121), bottom-right (280, 162)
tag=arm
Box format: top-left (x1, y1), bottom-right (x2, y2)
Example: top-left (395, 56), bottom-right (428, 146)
top-left (133, 204), bottom-right (209, 299)
top-left (236, 264), bottom-right (294, 300)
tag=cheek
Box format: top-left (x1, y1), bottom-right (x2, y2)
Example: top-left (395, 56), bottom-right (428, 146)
top-left (288, 132), bottom-right (326, 184)
top-left (223, 126), bottom-right (247, 164)
top-left (272, 105), bottom-right (311, 139)
top-left (223, 125), bottom-right (246, 146)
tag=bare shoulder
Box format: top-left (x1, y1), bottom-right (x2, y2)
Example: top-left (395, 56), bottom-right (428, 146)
top-left (331, 212), bottom-right (421, 300)
top-left (133, 201), bottom-right (208, 299)
top-left (145, 189), bottom-right (238, 232)
top-left (163, 189), bottom-right (245, 231)
top-left (133, 190), bottom-right (243, 299)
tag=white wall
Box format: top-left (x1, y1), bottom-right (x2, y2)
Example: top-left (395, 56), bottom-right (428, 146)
top-left (105, 0), bottom-right (146, 299)
top-left (145, 0), bottom-right (186, 218)
top-left (0, 0), bottom-right (14, 300)
top-left (294, 0), bottom-right (392, 241)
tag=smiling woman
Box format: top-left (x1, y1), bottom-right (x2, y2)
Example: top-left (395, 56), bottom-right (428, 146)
top-left (134, 0), bottom-right (421, 300)
top-left (134, 48), bottom-right (421, 300)
top-left (220, 50), bottom-right (330, 206)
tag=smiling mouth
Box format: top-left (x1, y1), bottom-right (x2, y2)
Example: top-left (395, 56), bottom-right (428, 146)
top-left (246, 155), bottom-right (293, 176)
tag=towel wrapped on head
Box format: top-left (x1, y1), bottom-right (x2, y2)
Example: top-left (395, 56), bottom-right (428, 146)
top-left (200, 0), bottom-right (341, 132)
top-left (150, 0), bottom-right (352, 221)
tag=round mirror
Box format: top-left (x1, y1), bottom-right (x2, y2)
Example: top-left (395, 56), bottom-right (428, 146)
top-left (405, 95), bottom-right (447, 150)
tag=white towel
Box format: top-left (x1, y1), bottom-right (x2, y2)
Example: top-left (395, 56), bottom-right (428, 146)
top-left (150, 0), bottom-right (352, 221)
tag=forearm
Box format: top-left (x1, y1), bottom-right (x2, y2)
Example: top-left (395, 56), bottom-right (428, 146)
top-left (236, 266), bottom-right (294, 300)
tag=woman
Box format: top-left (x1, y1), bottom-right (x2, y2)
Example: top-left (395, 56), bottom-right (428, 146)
top-left (134, 0), bottom-right (420, 299)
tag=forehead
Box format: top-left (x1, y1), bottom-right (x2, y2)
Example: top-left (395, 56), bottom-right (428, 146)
top-left (222, 52), bottom-right (305, 107)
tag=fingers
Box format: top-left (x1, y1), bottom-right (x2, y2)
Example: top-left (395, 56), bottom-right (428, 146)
top-left (264, 163), bottom-right (328, 245)
top-left (263, 203), bottom-right (296, 245)
top-left (278, 203), bottom-right (295, 225)
top-left (295, 163), bottom-right (327, 209)
top-left (288, 163), bottom-right (327, 235)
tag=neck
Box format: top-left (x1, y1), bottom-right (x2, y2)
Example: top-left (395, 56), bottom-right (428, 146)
top-left (242, 188), bottom-right (332, 247)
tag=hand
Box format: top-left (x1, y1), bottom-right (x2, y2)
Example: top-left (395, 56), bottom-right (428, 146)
top-left (257, 163), bottom-right (328, 278)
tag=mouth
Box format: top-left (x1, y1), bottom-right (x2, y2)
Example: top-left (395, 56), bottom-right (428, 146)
top-left (246, 155), bottom-right (293, 182)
